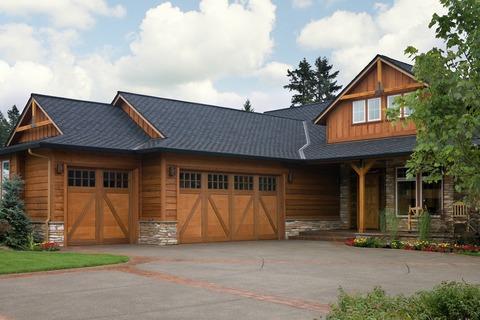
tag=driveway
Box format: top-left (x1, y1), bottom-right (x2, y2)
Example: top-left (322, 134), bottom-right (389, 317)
top-left (1, 240), bottom-right (479, 319)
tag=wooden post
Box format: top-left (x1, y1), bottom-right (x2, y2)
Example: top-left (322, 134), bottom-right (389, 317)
top-left (351, 160), bottom-right (376, 233)
top-left (376, 59), bottom-right (383, 92)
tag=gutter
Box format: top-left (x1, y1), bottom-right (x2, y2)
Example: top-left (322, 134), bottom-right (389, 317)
top-left (298, 121), bottom-right (310, 160)
top-left (27, 149), bottom-right (51, 241)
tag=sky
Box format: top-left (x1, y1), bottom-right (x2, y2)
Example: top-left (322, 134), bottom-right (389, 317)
top-left (0, 0), bottom-right (445, 113)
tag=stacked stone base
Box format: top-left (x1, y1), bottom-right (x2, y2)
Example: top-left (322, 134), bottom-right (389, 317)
top-left (138, 221), bottom-right (177, 245)
top-left (285, 219), bottom-right (343, 239)
top-left (31, 221), bottom-right (65, 246)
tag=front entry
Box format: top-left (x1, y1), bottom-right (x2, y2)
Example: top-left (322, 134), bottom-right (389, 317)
top-left (177, 171), bottom-right (281, 243)
top-left (67, 168), bottom-right (131, 245)
top-left (365, 173), bottom-right (380, 230)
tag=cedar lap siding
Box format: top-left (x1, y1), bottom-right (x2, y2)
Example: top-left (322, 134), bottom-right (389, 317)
top-left (0, 55), bottom-right (455, 246)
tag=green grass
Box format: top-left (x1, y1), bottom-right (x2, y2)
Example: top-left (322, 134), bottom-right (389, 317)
top-left (0, 250), bottom-right (129, 275)
top-left (460, 251), bottom-right (480, 257)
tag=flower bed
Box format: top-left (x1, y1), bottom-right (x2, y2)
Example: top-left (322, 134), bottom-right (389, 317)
top-left (346, 237), bottom-right (480, 254)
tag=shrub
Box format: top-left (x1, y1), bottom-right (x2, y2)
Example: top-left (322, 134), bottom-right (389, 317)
top-left (390, 239), bottom-right (404, 249)
top-left (418, 211), bottom-right (431, 241)
top-left (0, 176), bottom-right (32, 249)
top-left (327, 282), bottom-right (480, 320)
top-left (379, 209), bottom-right (387, 233)
top-left (385, 209), bottom-right (399, 240)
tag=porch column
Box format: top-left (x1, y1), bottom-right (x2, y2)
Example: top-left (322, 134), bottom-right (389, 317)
top-left (351, 160), bottom-right (376, 233)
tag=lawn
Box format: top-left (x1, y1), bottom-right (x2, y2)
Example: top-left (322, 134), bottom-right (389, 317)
top-left (0, 250), bottom-right (129, 275)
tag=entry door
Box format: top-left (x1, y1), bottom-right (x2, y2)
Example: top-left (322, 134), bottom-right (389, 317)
top-left (67, 168), bottom-right (130, 245)
top-left (365, 173), bottom-right (380, 230)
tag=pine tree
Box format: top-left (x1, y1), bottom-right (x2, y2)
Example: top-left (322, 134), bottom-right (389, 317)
top-left (0, 112), bottom-right (10, 147)
top-left (0, 175), bottom-right (31, 249)
top-left (7, 105), bottom-right (19, 133)
top-left (242, 99), bottom-right (254, 112)
top-left (313, 57), bottom-right (342, 102)
top-left (284, 58), bottom-right (316, 107)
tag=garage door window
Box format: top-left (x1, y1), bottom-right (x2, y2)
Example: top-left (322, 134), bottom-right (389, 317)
top-left (103, 171), bottom-right (128, 189)
top-left (208, 173), bottom-right (228, 189)
top-left (259, 176), bottom-right (276, 192)
top-left (180, 171), bottom-right (201, 189)
top-left (68, 169), bottom-right (95, 187)
top-left (234, 175), bottom-right (253, 190)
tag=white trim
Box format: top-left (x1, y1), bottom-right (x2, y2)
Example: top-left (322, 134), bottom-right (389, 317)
top-left (367, 97), bottom-right (381, 121)
top-left (352, 100), bottom-right (366, 124)
top-left (298, 121), bottom-right (310, 160)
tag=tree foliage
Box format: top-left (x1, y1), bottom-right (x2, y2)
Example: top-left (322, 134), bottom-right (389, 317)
top-left (392, 0), bottom-right (480, 208)
top-left (0, 105), bottom-right (20, 146)
top-left (284, 56), bottom-right (341, 107)
top-left (0, 175), bottom-right (31, 249)
top-left (242, 99), bottom-right (254, 112)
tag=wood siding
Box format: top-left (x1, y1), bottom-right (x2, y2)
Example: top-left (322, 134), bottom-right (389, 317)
top-left (24, 154), bottom-right (49, 221)
top-left (326, 61), bottom-right (419, 143)
top-left (141, 155), bottom-right (162, 219)
top-left (285, 165), bottom-right (340, 220)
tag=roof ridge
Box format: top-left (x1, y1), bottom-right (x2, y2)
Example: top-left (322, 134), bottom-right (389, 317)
top-left (118, 91), bottom-right (304, 122)
top-left (265, 100), bottom-right (331, 114)
top-left (378, 54), bottom-right (413, 67)
top-left (31, 93), bottom-right (112, 106)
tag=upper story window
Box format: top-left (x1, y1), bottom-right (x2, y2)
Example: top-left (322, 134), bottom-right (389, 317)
top-left (387, 94), bottom-right (412, 118)
top-left (367, 98), bottom-right (381, 121)
top-left (352, 100), bottom-right (366, 124)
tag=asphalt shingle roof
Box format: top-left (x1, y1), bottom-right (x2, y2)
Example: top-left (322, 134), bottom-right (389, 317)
top-left (264, 101), bottom-right (330, 121)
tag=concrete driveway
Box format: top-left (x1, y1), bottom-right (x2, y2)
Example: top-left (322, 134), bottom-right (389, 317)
top-left (1, 240), bottom-right (479, 320)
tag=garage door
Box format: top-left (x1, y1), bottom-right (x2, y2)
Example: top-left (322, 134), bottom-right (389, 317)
top-left (177, 171), bottom-right (281, 243)
top-left (66, 168), bottom-right (131, 245)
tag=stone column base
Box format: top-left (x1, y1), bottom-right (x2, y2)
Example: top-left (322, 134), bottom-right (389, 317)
top-left (285, 219), bottom-right (343, 239)
top-left (31, 221), bottom-right (65, 246)
top-left (138, 221), bottom-right (177, 245)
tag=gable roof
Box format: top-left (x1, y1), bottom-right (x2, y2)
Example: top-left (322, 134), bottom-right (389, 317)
top-left (313, 54), bottom-right (416, 124)
top-left (264, 101), bottom-right (330, 121)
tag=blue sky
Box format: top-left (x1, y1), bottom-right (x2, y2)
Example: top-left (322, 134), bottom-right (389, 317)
top-left (0, 0), bottom-right (443, 112)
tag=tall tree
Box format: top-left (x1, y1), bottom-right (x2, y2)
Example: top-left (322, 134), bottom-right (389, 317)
top-left (242, 99), bottom-right (254, 112)
top-left (0, 112), bottom-right (10, 147)
top-left (388, 0), bottom-right (480, 208)
top-left (7, 105), bottom-right (19, 133)
top-left (284, 58), bottom-right (316, 107)
top-left (313, 57), bottom-right (342, 102)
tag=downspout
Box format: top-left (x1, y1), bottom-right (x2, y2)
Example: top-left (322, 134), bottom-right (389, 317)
top-left (298, 121), bottom-right (310, 160)
top-left (28, 149), bottom-right (51, 241)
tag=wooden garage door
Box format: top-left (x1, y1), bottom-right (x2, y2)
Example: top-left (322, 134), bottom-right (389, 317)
top-left (67, 168), bottom-right (131, 245)
top-left (177, 171), bottom-right (280, 243)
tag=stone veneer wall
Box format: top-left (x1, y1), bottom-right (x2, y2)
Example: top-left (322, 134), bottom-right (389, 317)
top-left (138, 221), bottom-right (177, 245)
top-left (31, 221), bottom-right (65, 245)
top-left (385, 159), bottom-right (454, 234)
top-left (285, 164), bottom-right (351, 239)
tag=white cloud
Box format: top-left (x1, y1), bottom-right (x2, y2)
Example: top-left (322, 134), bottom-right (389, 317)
top-left (292, 0), bottom-right (313, 9)
top-left (0, 0), bottom-right (290, 112)
top-left (297, 0), bottom-right (446, 83)
top-left (0, 24), bottom-right (45, 64)
top-left (0, 0), bottom-right (126, 29)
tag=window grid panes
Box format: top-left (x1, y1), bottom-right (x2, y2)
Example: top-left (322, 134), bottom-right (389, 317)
top-left (259, 176), bottom-right (276, 192)
top-left (68, 169), bottom-right (95, 187)
top-left (103, 171), bottom-right (129, 189)
top-left (352, 100), bottom-right (366, 124)
top-left (179, 171), bottom-right (201, 189)
top-left (367, 97), bottom-right (381, 121)
top-left (234, 175), bottom-right (253, 190)
top-left (208, 173), bottom-right (228, 190)
top-left (396, 167), bottom-right (416, 216)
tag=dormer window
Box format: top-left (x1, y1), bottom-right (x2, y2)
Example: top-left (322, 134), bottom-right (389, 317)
top-left (352, 100), bottom-right (366, 124)
top-left (367, 98), bottom-right (381, 121)
top-left (387, 94), bottom-right (412, 118)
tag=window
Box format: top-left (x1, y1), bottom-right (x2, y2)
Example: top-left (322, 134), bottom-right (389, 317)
top-left (367, 97), bottom-right (381, 121)
top-left (387, 94), bottom-right (412, 117)
top-left (180, 171), bottom-right (201, 189)
top-left (103, 171), bottom-right (129, 189)
top-left (1, 160), bottom-right (9, 197)
top-left (387, 94), bottom-right (401, 110)
top-left (396, 168), bottom-right (416, 216)
top-left (68, 169), bottom-right (95, 187)
top-left (352, 100), bottom-right (366, 124)
top-left (234, 175), bottom-right (253, 190)
top-left (403, 93), bottom-right (413, 117)
top-left (422, 175), bottom-right (442, 215)
top-left (208, 173), bottom-right (228, 189)
top-left (259, 176), bottom-right (276, 192)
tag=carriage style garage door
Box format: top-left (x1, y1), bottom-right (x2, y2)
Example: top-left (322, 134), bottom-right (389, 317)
top-left (177, 170), bottom-right (281, 243)
top-left (66, 168), bottom-right (131, 245)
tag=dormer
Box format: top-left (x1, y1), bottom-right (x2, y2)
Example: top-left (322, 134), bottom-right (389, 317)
top-left (314, 55), bottom-right (425, 144)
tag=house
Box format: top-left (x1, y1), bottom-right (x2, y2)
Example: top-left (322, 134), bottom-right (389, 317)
top-left (0, 55), bottom-right (459, 246)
